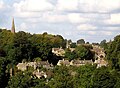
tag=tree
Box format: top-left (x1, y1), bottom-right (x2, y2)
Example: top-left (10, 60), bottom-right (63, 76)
top-left (7, 70), bottom-right (49, 88)
top-left (0, 29), bottom-right (14, 48)
top-left (100, 39), bottom-right (106, 44)
top-left (68, 39), bottom-right (72, 44)
top-left (48, 66), bottom-right (74, 88)
top-left (51, 35), bottom-right (64, 48)
top-left (75, 65), bottom-right (96, 88)
top-left (93, 67), bottom-right (116, 88)
top-left (75, 45), bottom-right (94, 60)
top-left (106, 35), bottom-right (120, 69)
top-left (35, 42), bottom-right (53, 60)
top-left (0, 48), bottom-right (6, 57)
top-left (7, 71), bottom-right (33, 88)
top-left (61, 39), bottom-right (67, 49)
top-left (114, 71), bottom-right (120, 88)
top-left (70, 42), bottom-right (77, 48)
top-left (0, 57), bottom-right (9, 88)
top-left (86, 42), bottom-right (90, 44)
top-left (65, 49), bottom-right (77, 61)
top-left (100, 39), bottom-right (108, 49)
top-left (13, 31), bottom-right (33, 62)
top-left (77, 39), bottom-right (85, 44)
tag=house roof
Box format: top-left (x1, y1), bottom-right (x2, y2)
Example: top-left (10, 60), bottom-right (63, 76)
top-left (59, 60), bottom-right (70, 65)
top-left (17, 63), bottom-right (27, 68)
top-left (37, 61), bottom-right (50, 65)
top-left (72, 59), bottom-right (93, 64)
top-left (27, 62), bottom-right (37, 66)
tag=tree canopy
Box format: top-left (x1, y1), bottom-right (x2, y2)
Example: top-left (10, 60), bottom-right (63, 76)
top-left (106, 35), bottom-right (120, 69)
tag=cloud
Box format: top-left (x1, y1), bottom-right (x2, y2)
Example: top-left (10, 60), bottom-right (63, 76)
top-left (88, 31), bottom-right (96, 35)
top-left (13, 0), bottom-right (54, 17)
top-left (97, 0), bottom-right (120, 13)
top-left (0, 0), bottom-right (4, 9)
top-left (56, 0), bottom-right (120, 13)
top-left (68, 13), bottom-right (89, 23)
top-left (77, 24), bottom-right (97, 31)
top-left (79, 0), bottom-right (120, 13)
top-left (42, 13), bottom-right (68, 23)
top-left (13, 0), bottom-right (120, 13)
top-left (101, 27), bottom-right (120, 31)
top-left (101, 31), bottom-right (113, 35)
top-left (57, 0), bottom-right (78, 11)
top-left (17, 22), bottom-right (28, 31)
top-left (108, 13), bottom-right (120, 24)
top-left (14, 0), bottom-right (54, 12)
top-left (1, 0), bottom-right (120, 43)
top-left (0, 0), bottom-right (10, 11)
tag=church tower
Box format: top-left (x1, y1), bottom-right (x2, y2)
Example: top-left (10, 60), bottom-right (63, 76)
top-left (11, 18), bottom-right (15, 33)
top-left (66, 40), bottom-right (70, 49)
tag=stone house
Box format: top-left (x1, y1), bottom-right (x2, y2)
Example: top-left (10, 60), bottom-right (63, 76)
top-left (33, 69), bottom-right (47, 79)
top-left (70, 59), bottom-right (93, 66)
top-left (57, 59), bottom-right (93, 67)
top-left (91, 45), bottom-right (105, 59)
top-left (57, 59), bottom-right (70, 66)
top-left (27, 62), bottom-right (37, 70)
top-left (16, 61), bottom-right (52, 71)
top-left (16, 63), bottom-right (27, 71)
top-left (37, 61), bottom-right (53, 69)
top-left (94, 58), bottom-right (108, 68)
top-left (52, 48), bottom-right (65, 56)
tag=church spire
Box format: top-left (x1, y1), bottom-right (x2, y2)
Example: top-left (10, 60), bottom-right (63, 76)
top-left (11, 18), bottom-right (15, 33)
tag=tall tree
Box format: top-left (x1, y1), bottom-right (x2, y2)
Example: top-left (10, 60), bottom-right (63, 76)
top-left (13, 31), bottom-right (33, 62)
top-left (75, 45), bottom-right (94, 60)
top-left (77, 39), bottom-right (85, 44)
top-left (65, 49), bottom-right (77, 61)
top-left (106, 35), bottom-right (120, 69)
top-left (93, 67), bottom-right (116, 88)
top-left (0, 57), bottom-right (9, 88)
top-left (100, 39), bottom-right (108, 49)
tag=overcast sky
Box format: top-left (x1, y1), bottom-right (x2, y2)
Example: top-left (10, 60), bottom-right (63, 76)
top-left (0, 0), bottom-right (120, 43)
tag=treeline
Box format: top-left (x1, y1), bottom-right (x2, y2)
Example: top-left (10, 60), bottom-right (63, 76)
top-left (106, 35), bottom-right (120, 70)
top-left (98, 35), bottom-right (120, 70)
top-left (0, 29), bottom-right (65, 63)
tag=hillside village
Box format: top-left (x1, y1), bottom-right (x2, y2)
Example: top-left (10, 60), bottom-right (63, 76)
top-left (16, 44), bottom-right (107, 79)
top-left (1, 18), bottom-right (108, 79)
top-left (1, 18), bottom-right (120, 88)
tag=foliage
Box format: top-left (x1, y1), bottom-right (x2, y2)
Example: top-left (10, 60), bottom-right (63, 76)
top-left (0, 48), bottom-right (6, 57)
top-left (77, 39), bottom-right (85, 44)
top-left (0, 57), bottom-right (9, 88)
top-left (100, 39), bottom-right (108, 49)
top-left (93, 67), bottom-right (116, 88)
top-left (70, 42), bottom-right (77, 48)
top-left (65, 48), bottom-right (77, 61)
top-left (106, 35), bottom-right (120, 69)
top-left (61, 39), bottom-right (67, 49)
top-left (75, 65), bottom-right (96, 88)
top-left (75, 45), bottom-right (94, 60)
top-left (7, 71), bottom-right (32, 88)
top-left (48, 65), bottom-right (74, 88)
top-left (7, 71), bottom-right (49, 88)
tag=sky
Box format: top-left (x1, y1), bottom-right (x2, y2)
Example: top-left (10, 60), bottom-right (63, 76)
top-left (0, 0), bottom-right (120, 43)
